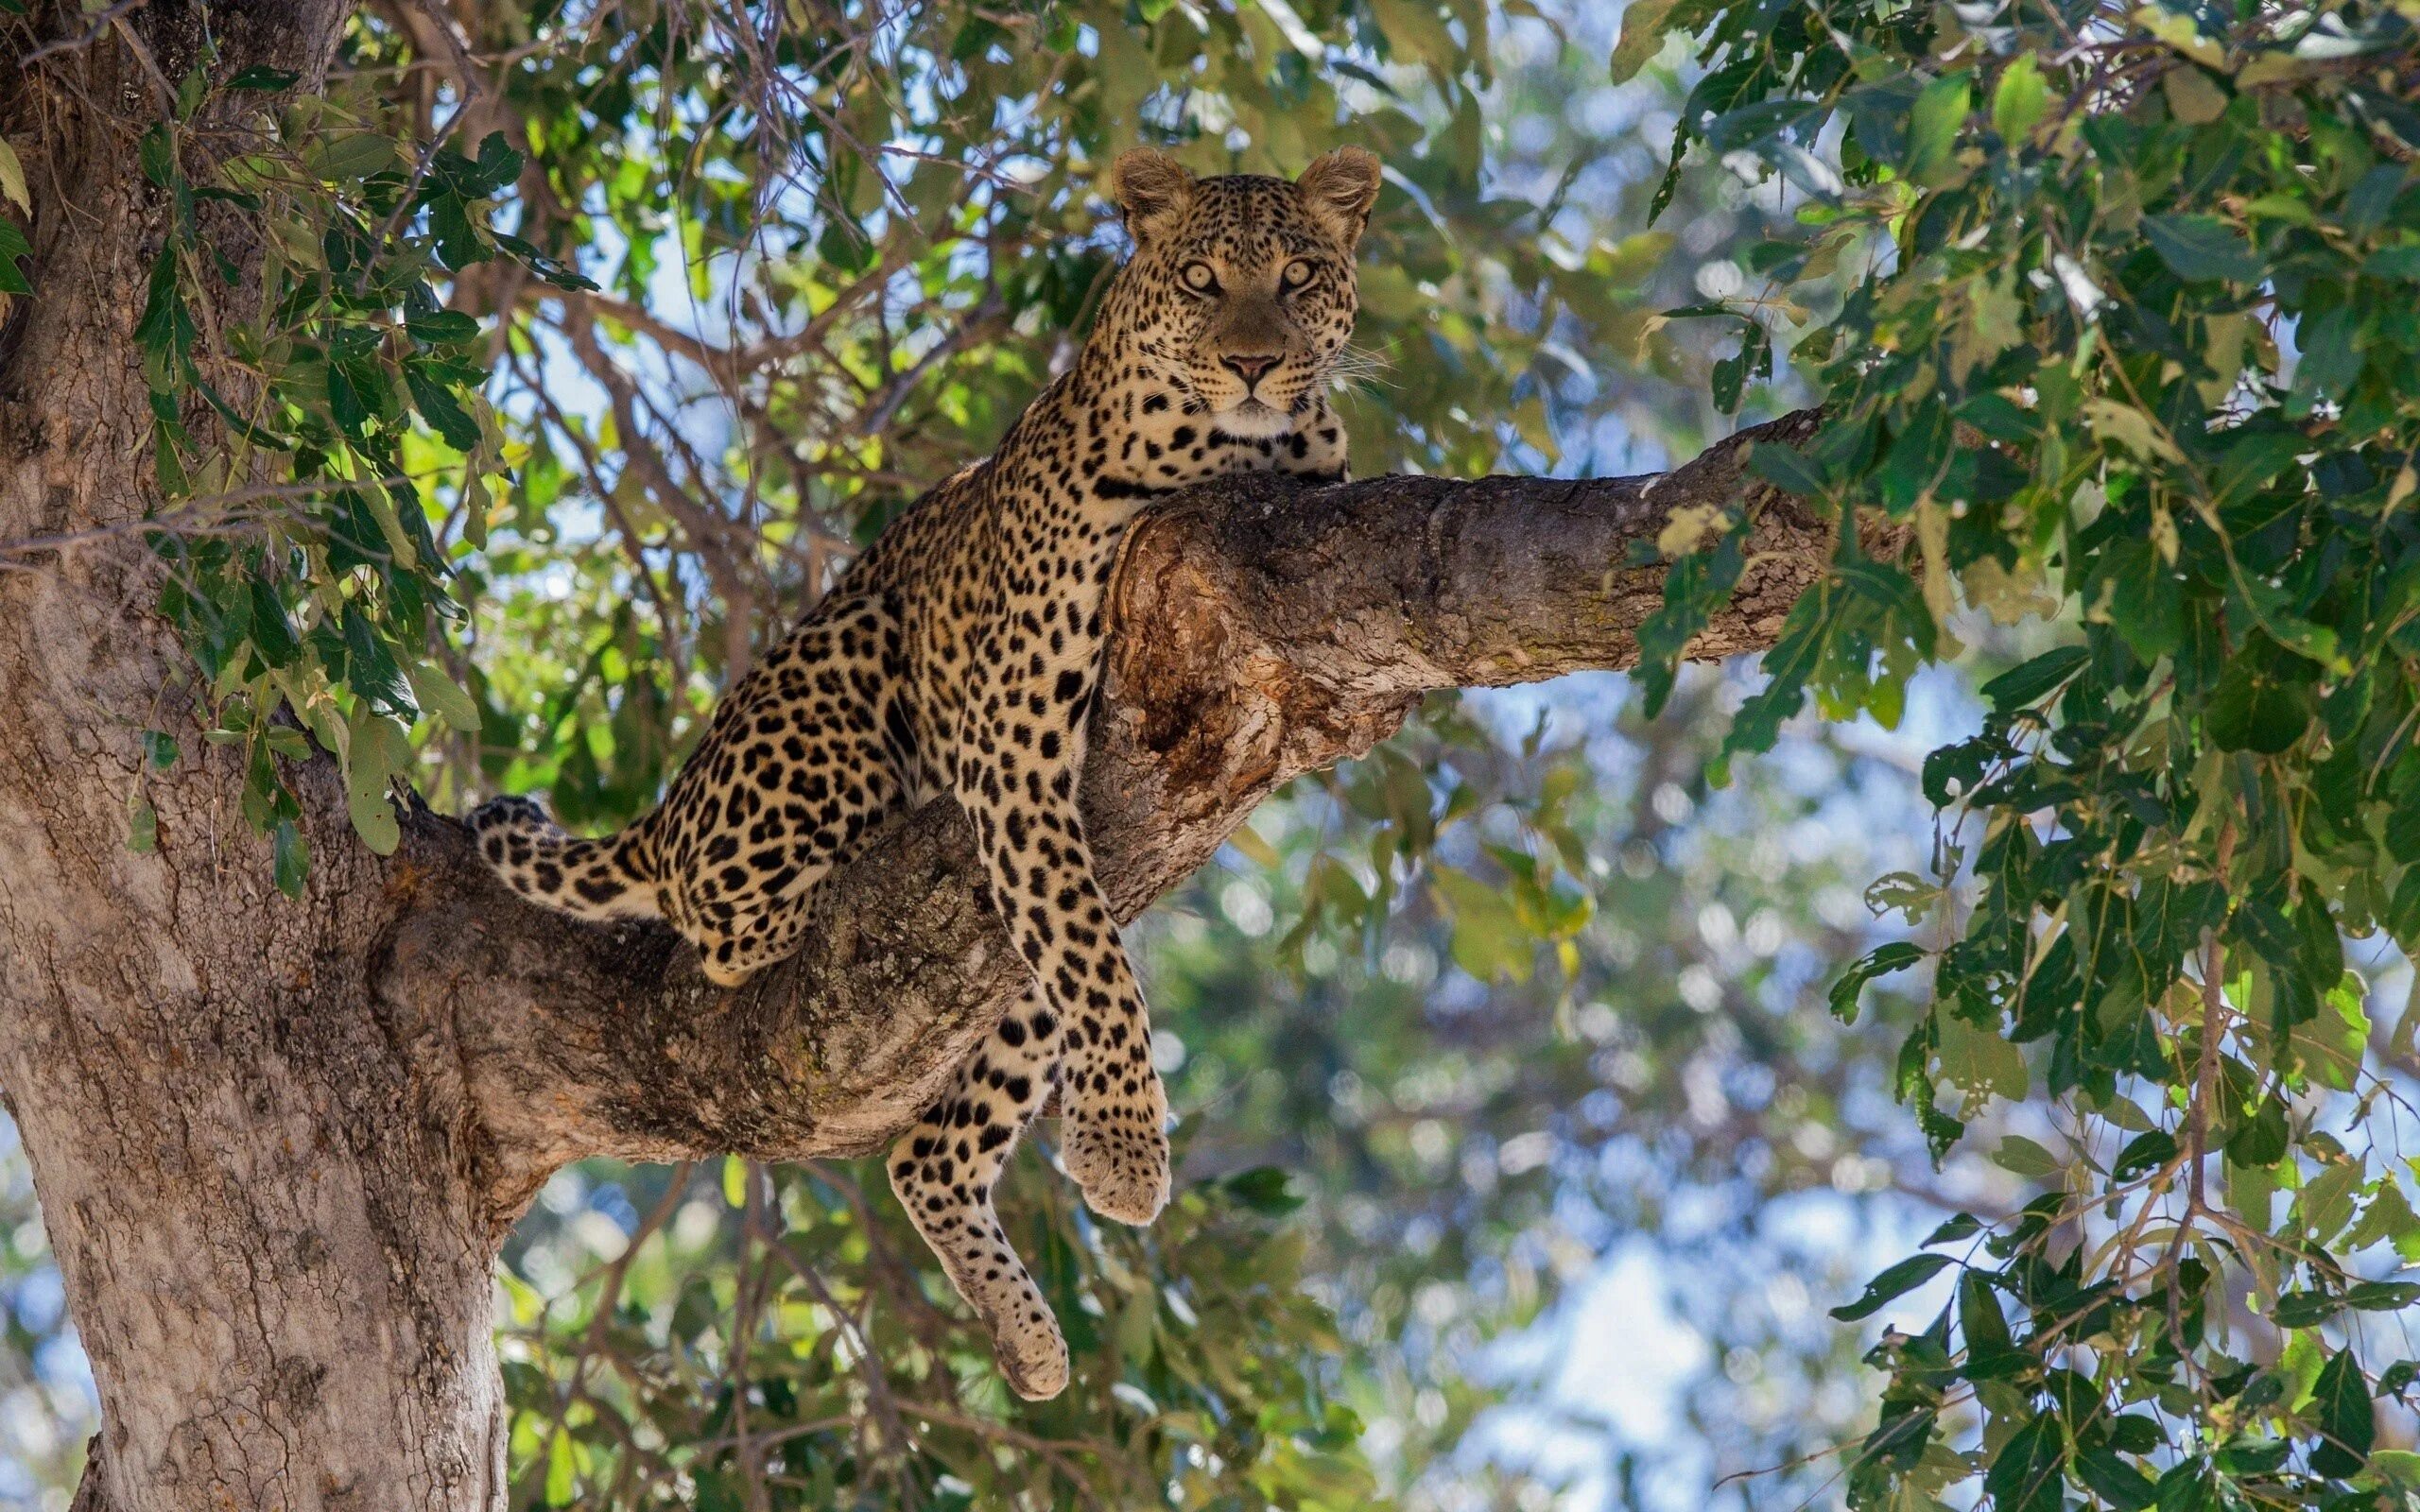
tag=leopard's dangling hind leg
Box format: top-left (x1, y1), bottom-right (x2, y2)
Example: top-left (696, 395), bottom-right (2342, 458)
top-left (888, 986), bottom-right (1068, 1400)
top-left (467, 795), bottom-right (662, 922)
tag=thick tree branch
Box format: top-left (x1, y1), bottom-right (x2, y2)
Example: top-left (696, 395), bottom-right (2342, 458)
top-left (379, 409), bottom-right (1837, 1220)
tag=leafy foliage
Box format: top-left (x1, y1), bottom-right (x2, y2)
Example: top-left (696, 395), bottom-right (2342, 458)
top-left (129, 67), bottom-right (577, 865)
top-left (495, 1159), bottom-right (1375, 1510)
top-left (1634, 0), bottom-right (2420, 1502)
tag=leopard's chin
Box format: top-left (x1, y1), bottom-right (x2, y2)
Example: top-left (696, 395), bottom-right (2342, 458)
top-left (1212, 398), bottom-right (1294, 438)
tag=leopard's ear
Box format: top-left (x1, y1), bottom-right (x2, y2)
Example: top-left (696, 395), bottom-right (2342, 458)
top-left (1113, 148), bottom-right (1196, 243)
top-left (1295, 146), bottom-right (1382, 250)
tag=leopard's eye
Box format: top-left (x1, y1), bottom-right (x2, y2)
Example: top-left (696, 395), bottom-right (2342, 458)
top-left (1179, 261), bottom-right (1221, 296)
top-left (1280, 259), bottom-right (1315, 292)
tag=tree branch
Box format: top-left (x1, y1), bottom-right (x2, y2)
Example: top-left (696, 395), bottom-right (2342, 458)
top-left (377, 409), bottom-right (1837, 1221)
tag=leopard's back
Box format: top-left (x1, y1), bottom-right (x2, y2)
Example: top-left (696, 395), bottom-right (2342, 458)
top-left (468, 455), bottom-right (994, 980)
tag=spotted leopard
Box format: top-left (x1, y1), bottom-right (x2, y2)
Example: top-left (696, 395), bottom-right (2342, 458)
top-left (470, 146), bottom-right (1379, 1399)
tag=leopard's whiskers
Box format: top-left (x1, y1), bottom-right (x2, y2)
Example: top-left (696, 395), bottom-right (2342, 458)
top-left (1322, 341), bottom-right (1394, 392)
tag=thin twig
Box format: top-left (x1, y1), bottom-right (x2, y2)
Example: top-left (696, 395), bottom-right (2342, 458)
top-left (21, 0), bottom-right (148, 67)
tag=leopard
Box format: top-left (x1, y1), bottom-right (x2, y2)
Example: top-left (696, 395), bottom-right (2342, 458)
top-left (469, 145), bottom-right (1381, 1400)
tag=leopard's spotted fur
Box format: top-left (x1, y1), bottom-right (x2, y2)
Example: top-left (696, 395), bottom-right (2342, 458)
top-left (470, 146), bottom-right (1380, 1399)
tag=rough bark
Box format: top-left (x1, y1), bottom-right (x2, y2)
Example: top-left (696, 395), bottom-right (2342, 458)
top-left (0, 6), bottom-right (508, 1510)
top-left (0, 9), bottom-right (1848, 1504)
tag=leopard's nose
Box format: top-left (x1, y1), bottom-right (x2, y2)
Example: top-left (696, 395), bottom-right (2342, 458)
top-left (1219, 352), bottom-right (1279, 387)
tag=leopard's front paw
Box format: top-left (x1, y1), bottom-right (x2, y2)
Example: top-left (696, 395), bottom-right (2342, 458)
top-left (1063, 1106), bottom-right (1171, 1227)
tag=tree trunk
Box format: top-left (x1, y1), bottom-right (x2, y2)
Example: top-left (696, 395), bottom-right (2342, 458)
top-left (0, 13), bottom-right (1852, 1506)
top-left (0, 8), bottom-right (509, 1508)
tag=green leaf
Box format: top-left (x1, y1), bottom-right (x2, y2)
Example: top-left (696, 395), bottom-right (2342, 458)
top-left (1934, 1013), bottom-right (2028, 1108)
top-left (1748, 441), bottom-right (1827, 497)
top-left (406, 661), bottom-right (483, 734)
top-left (2225, 1098), bottom-right (2289, 1166)
top-left (406, 368), bottom-right (483, 451)
top-left (0, 216), bottom-right (30, 295)
top-left (1993, 1135), bottom-right (2065, 1180)
top-left (2373, 1452), bottom-right (2420, 1491)
top-left (2309, 1347), bottom-right (2375, 1478)
top-left (1366, 0), bottom-right (1459, 71)
top-left (135, 249), bottom-right (192, 386)
top-left (2109, 1129), bottom-right (2178, 1183)
top-left (1719, 588), bottom-right (1826, 765)
top-left (2083, 398), bottom-right (2179, 464)
top-left (1904, 73), bottom-right (1971, 186)
top-left (1984, 1411), bottom-right (2066, 1512)
top-left (138, 124), bottom-right (176, 188)
top-left (1925, 1212), bottom-right (1982, 1246)
top-left (1958, 1268), bottom-right (2011, 1357)
top-left (142, 730), bottom-right (179, 770)
top-left (2345, 1179), bottom-right (2420, 1262)
top-left (1609, 0), bottom-right (1680, 83)
top-left (2074, 1446), bottom-right (2156, 1511)
top-left (465, 131), bottom-right (525, 196)
top-left (1115, 1284), bottom-right (1157, 1366)
top-left (491, 232), bottom-right (599, 291)
top-left (1828, 941), bottom-right (1924, 1023)
top-left (406, 309), bottom-right (483, 345)
top-left (544, 1427), bottom-right (576, 1505)
top-left (1222, 1166), bottom-right (1305, 1216)
top-left (1710, 350), bottom-right (1747, 414)
top-left (2092, 541), bottom-right (2184, 662)
top-left (2363, 245), bottom-right (2420, 282)
top-left (2289, 974), bottom-right (2369, 1091)
top-left (2290, 304), bottom-right (2361, 413)
top-left (342, 705), bottom-right (406, 856)
top-left (2162, 65), bottom-right (2228, 125)
top-left (1829, 1252), bottom-right (1953, 1321)
top-left (2273, 1289), bottom-right (2344, 1329)
top-left (2206, 656), bottom-right (2313, 753)
top-left (272, 818), bottom-right (310, 899)
top-left (340, 605), bottom-right (420, 721)
top-left (1991, 54), bottom-right (2049, 143)
top-left (0, 139), bottom-right (29, 216)
top-left (248, 578), bottom-right (301, 667)
top-left (425, 193), bottom-right (486, 271)
top-left (2143, 214), bottom-right (2263, 283)
top-left (126, 796), bottom-right (157, 854)
top-left (2300, 1160), bottom-right (2364, 1246)
top-left (306, 131), bottom-right (401, 183)
top-left (1433, 864), bottom-right (1535, 983)
top-left (1635, 532), bottom-right (1745, 717)
top-left (1979, 644), bottom-right (2089, 713)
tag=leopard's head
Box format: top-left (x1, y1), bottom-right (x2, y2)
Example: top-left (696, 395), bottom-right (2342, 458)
top-left (1097, 146), bottom-right (1381, 438)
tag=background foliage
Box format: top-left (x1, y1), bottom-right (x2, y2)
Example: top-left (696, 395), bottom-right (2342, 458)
top-left (8, 0), bottom-right (2420, 1504)
top-left (1628, 0), bottom-right (2420, 1503)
